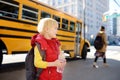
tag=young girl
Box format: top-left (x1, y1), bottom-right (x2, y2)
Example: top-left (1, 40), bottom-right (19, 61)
top-left (31, 18), bottom-right (66, 80)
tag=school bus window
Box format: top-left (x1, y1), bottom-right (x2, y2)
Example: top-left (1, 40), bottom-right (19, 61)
top-left (53, 15), bottom-right (60, 28)
top-left (41, 11), bottom-right (51, 18)
top-left (70, 21), bottom-right (75, 32)
top-left (0, 0), bottom-right (19, 19)
top-left (62, 18), bottom-right (68, 30)
top-left (22, 5), bottom-right (38, 21)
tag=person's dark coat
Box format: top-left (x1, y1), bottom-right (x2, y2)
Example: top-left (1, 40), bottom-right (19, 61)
top-left (96, 31), bottom-right (107, 53)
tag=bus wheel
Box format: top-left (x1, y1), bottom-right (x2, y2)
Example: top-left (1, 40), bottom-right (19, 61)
top-left (0, 49), bottom-right (3, 67)
top-left (81, 44), bottom-right (87, 60)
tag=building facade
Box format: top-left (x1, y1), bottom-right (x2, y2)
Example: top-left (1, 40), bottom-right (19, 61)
top-left (103, 12), bottom-right (120, 45)
top-left (104, 12), bottom-right (120, 36)
top-left (39, 0), bottom-right (109, 41)
top-left (116, 16), bottom-right (120, 36)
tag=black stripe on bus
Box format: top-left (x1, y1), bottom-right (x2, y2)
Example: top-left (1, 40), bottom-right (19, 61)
top-left (0, 26), bottom-right (37, 33)
top-left (58, 29), bottom-right (75, 33)
top-left (12, 51), bottom-right (28, 54)
top-left (57, 34), bottom-right (75, 38)
top-left (59, 40), bottom-right (74, 42)
top-left (0, 34), bottom-right (74, 42)
top-left (64, 50), bottom-right (74, 52)
top-left (0, 34), bottom-right (31, 39)
top-left (12, 49), bottom-right (74, 54)
top-left (1, 26), bottom-right (75, 38)
top-left (0, 16), bottom-right (37, 26)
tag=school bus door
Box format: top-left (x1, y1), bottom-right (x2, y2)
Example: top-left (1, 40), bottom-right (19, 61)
top-left (75, 22), bottom-right (81, 57)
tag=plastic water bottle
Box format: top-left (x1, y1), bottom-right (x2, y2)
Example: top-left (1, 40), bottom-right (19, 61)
top-left (57, 59), bottom-right (66, 73)
top-left (57, 51), bottom-right (66, 73)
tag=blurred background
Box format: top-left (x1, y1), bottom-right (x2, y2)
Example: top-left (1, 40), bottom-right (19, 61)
top-left (39, 0), bottom-right (120, 46)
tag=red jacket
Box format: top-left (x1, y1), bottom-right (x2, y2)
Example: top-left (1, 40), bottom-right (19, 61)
top-left (31, 34), bottom-right (62, 80)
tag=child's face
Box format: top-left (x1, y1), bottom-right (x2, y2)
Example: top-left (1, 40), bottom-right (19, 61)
top-left (47, 26), bottom-right (58, 38)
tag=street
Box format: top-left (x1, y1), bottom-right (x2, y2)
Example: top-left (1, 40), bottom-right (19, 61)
top-left (62, 46), bottom-right (120, 80)
top-left (0, 46), bottom-right (120, 80)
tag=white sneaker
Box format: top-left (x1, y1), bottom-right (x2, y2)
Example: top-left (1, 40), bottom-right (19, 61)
top-left (93, 64), bottom-right (99, 68)
top-left (93, 62), bottom-right (99, 68)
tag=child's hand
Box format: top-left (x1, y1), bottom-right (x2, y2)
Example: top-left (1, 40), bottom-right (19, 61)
top-left (54, 59), bottom-right (63, 67)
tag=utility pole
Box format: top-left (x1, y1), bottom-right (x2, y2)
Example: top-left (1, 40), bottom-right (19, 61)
top-left (82, 0), bottom-right (86, 42)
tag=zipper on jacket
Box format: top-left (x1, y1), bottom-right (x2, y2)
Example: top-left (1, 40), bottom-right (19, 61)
top-left (48, 70), bottom-right (51, 74)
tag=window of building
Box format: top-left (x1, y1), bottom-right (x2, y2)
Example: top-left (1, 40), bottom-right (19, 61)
top-left (71, 5), bottom-right (75, 14)
top-left (0, 0), bottom-right (19, 19)
top-left (52, 0), bottom-right (55, 6)
top-left (64, 0), bottom-right (69, 3)
top-left (71, 0), bottom-right (75, 2)
top-left (22, 5), bottom-right (38, 21)
top-left (64, 6), bottom-right (68, 12)
top-left (62, 18), bottom-right (68, 30)
top-left (58, 0), bottom-right (62, 5)
top-left (78, 8), bottom-right (82, 13)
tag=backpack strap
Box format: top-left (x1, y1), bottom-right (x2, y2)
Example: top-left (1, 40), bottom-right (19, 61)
top-left (35, 42), bottom-right (46, 80)
top-left (35, 42), bottom-right (46, 60)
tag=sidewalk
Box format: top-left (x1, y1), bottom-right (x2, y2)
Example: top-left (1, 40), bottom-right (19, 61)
top-left (2, 46), bottom-right (120, 64)
top-left (88, 46), bottom-right (120, 61)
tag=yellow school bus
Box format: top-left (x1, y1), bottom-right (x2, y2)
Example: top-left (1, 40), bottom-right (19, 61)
top-left (0, 0), bottom-right (90, 66)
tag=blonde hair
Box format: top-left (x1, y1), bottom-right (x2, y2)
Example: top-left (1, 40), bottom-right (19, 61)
top-left (37, 18), bottom-right (58, 34)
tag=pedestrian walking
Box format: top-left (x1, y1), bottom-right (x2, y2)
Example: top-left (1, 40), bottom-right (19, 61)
top-left (93, 26), bottom-right (108, 68)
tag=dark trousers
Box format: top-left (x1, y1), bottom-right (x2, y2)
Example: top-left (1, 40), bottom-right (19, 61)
top-left (94, 52), bottom-right (106, 63)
